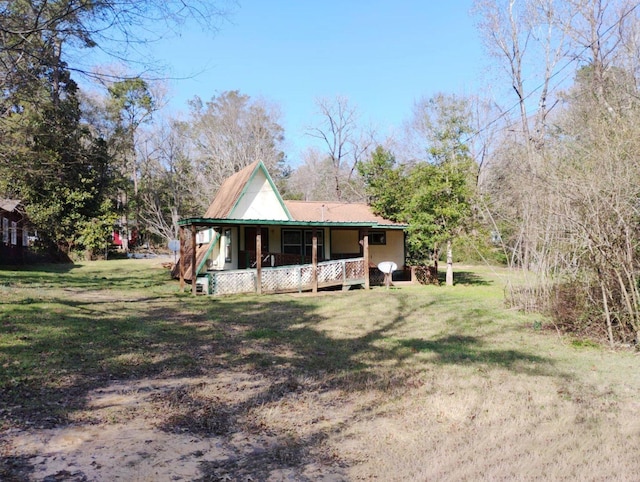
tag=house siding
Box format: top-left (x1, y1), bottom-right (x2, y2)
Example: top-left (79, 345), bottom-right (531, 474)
top-left (368, 230), bottom-right (405, 269)
top-left (222, 228), bottom-right (238, 270)
top-left (330, 229), bottom-right (360, 257)
top-left (231, 171), bottom-right (289, 221)
top-left (203, 227), bottom-right (238, 271)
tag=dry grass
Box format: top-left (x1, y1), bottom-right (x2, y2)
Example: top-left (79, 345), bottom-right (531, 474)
top-left (1, 260), bottom-right (639, 480)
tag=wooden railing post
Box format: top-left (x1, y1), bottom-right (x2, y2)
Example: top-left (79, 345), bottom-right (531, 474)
top-left (256, 227), bottom-right (262, 294)
top-left (191, 224), bottom-right (197, 295)
top-left (179, 226), bottom-right (185, 292)
top-left (312, 228), bottom-right (318, 293)
top-left (363, 232), bottom-right (370, 290)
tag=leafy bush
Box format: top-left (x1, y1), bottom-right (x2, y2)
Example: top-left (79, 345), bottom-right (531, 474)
top-left (77, 201), bottom-right (118, 260)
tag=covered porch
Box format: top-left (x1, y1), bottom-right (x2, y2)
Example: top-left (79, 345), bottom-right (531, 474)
top-left (176, 218), bottom-right (398, 296)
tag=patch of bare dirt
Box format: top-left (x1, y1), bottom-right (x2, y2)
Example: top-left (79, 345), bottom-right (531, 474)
top-left (2, 375), bottom-right (352, 481)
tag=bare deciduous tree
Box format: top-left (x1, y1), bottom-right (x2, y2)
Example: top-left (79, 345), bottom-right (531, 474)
top-left (137, 118), bottom-right (200, 243)
top-left (477, 0), bottom-right (640, 344)
top-left (189, 91), bottom-right (285, 200)
top-left (306, 96), bottom-right (374, 201)
top-left (285, 148), bottom-right (334, 201)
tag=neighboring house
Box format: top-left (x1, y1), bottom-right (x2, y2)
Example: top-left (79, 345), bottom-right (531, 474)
top-left (174, 161), bottom-right (408, 295)
top-left (0, 199), bottom-right (28, 264)
top-left (111, 226), bottom-right (139, 250)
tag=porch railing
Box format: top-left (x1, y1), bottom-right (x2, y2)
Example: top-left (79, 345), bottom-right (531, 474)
top-left (200, 257), bottom-right (366, 295)
top-left (239, 250), bottom-right (313, 269)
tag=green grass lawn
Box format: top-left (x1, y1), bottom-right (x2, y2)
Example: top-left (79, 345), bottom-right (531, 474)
top-left (1, 260), bottom-right (639, 480)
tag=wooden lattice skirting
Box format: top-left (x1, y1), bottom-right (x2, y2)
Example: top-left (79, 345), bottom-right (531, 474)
top-left (196, 258), bottom-right (367, 295)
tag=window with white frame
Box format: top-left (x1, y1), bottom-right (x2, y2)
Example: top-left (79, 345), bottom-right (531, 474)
top-left (11, 221), bottom-right (17, 245)
top-left (224, 229), bottom-right (232, 262)
top-left (2, 217), bottom-right (8, 244)
top-left (196, 228), bottom-right (212, 244)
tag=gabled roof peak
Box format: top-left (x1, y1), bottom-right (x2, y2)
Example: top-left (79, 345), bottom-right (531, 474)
top-left (196, 163), bottom-right (404, 227)
top-left (203, 161), bottom-right (291, 221)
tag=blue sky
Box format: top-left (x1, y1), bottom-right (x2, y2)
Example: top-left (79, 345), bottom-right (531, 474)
top-left (150, 1), bottom-right (486, 162)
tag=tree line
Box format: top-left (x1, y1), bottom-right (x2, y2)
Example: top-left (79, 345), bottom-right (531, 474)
top-left (473, 0), bottom-right (640, 346)
top-left (2, 0), bottom-right (640, 345)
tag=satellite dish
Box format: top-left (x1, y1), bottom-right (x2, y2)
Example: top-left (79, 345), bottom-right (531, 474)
top-left (377, 261), bottom-right (397, 274)
top-left (168, 239), bottom-right (180, 264)
top-left (378, 261), bottom-right (397, 289)
top-left (168, 239), bottom-right (180, 252)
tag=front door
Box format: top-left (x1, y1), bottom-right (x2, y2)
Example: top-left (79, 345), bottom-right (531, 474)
top-left (242, 227), bottom-right (269, 268)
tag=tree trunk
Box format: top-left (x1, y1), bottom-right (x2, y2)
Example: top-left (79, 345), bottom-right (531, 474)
top-left (446, 239), bottom-right (453, 286)
top-left (599, 277), bottom-right (614, 348)
top-left (432, 243), bottom-right (439, 274)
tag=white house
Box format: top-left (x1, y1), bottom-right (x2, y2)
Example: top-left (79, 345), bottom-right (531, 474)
top-left (174, 161), bottom-right (407, 295)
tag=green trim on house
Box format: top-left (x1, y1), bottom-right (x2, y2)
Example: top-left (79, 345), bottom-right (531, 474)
top-left (196, 231), bottom-right (221, 275)
top-left (178, 217), bottom-right (407, 229)
top-left (228, 161), bottom-right (293, 221)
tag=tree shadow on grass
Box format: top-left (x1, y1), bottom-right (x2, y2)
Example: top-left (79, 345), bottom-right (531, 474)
top-left (1, 284), bottom-right (562, 480)
top-left (437, 269), bottom-right (493, 286)
top-left (0, 261), bottom-right (170, 292)
top-left (399, 335), bottom-right (551, 376)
